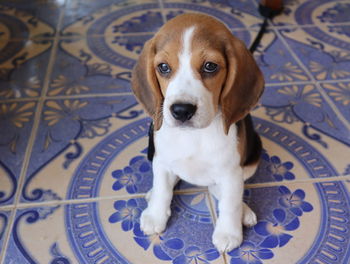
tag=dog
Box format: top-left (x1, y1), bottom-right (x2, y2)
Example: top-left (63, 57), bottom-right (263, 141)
top-left (131, 13), bottom-right (264, 253)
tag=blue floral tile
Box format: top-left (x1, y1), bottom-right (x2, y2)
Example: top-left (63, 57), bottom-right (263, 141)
top-left (272, 0), bottom-right (350, 27)
top-left (226, 181), bottom-right (350, 264)
top-left (279, 26), bottom-right (350, 82)
top-left (62, 0), bottom-right (162, 36)
top-left (4, 195), bottom-right (226, 264)
top-left (20, 96), bottom-right (142, 204)
top-left (0, 210), bottom-right (11, 253)
top-left (321, 81), bottom-right (350, 124)
top-left (163, 0), bottom-right (262, 30)
top-left (0, 101), bottom-right (37, 206)
top-left (0, 38), bottom-right (53, 99)
top-left (254, 29), bottom-right (310, 84)
top-left (250, 106), bottom-right (350, 180)
top-left (0, 2), bottom-right (58, 39)
top-left (4, 205), bottom-right (72, 264)
top-left (260, 84), bottom-right (350, 147)
top-left (47, 38), bottom-right (141, 96)
top-left (5, 181), bottom-right (350, 263)
top-left (49, 33), bottom-right (154, 90)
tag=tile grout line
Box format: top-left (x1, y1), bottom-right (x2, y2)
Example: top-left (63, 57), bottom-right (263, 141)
top-left (157, 0), bottom-right (167, 24)
top-left (272, 26), bottom-right (350, 131)
top-left (1, 175), bottom-right (349, 210)
top-left (0, 174), bottom-right (350, 211)
top-left (0, 187), bottom-right (209, 210)
top-left (0, 2), bottom-right (67, 262)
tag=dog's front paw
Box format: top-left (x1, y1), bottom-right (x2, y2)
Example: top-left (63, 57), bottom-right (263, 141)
top-left (212, 227), bottom-right (242, 253)
top-left (140, 208), bottom-right (170, 235)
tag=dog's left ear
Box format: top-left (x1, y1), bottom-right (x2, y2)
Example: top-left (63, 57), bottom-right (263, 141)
top-left (132, 38), bottom-right (163, 130)
top-left (220, 36), bottom-right (264, 134)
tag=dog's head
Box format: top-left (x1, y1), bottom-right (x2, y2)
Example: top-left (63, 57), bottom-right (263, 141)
top-left (132, 13), bottom-right (264, 133)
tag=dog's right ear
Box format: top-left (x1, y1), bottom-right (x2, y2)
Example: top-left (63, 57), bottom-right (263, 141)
top-left (132, 38), bottom-right (163, 130)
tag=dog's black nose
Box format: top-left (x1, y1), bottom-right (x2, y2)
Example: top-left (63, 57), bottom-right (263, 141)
top-left (170, 103), bottom-right (197, 122)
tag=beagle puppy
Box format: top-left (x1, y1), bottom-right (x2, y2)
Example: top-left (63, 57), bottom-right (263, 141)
top-left (131, 13), bottom-right (264, 253)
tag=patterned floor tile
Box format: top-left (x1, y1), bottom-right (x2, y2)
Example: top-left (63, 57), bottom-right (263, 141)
top-left (0, 1), bottom-right (61, 39)
top-left (0, 209), bottom-right (11, 253)
top-left (225, 181), bottom-right (350, 264)
top-left (0, 100), bottom-right (38, 206)
top-left (320, 81), bottom-right (350, 125)
top-left (0, 38), bottom-right (53, 99)
top-left (249, 105), bottom-right (350, 183)
top-left (272, 0), bottom-right (350, 27)
top-left (261, 84), bottom-right (350, 146)
top-left (20, 96), bottom-right (141, 204)
top-left (253, 29), bottom-right (311, 84)
top-left (4, 193), bottom-right (227, 264)
top-left (47, 37), bottom-right (136, 96)
top-left (279, 26), bottom-right (350, 82)
top-left (5, 181), bottom-right (350, 263)
top-left (49, 34), bottom-right (152, 86)
top-left (163, 0), bottom-right (262, 30)
top-left (62, 0), bottom-right (163, 36)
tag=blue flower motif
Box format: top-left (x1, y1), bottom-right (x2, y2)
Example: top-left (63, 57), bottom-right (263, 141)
top-left (112, 156), bottom-right (151, 194)
top-left (262, 153), bottom-right (295, 181)
top-left (278, 186), bottom-right (313, 216)
top-left (254, 208), bottom-right (299, 248)
top-left (228, 241), bottom-right (274, 264)
top-left (133, 223), bottom-right (184, 261)
top-left (173, 246), bottom-right (220, 264)
top-left (109, 199), bottom-right (141, 231)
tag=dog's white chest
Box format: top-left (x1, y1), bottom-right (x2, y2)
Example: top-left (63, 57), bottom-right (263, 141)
top-left (154, 116), bottom-right (239, 186)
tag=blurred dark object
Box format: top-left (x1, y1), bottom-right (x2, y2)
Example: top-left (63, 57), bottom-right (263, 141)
top-left (259, 0), bottom-right (283, 18)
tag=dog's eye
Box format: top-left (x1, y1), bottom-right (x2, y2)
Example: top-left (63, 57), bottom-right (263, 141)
top-left (158, 63), bottom-right (171, 74)
top-left (203, 62), bottom-right (218, 73)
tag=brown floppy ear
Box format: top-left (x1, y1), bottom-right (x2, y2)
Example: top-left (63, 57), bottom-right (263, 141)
top-left (131, 38), bottom-right (163, 130)
top-left (220, 36), bottom-right (264, 134)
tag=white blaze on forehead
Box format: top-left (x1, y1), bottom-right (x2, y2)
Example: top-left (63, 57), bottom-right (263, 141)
top-left (179, 26), bottom-right (195, 71)
top-left (166, 26), bottom-right (199, 98)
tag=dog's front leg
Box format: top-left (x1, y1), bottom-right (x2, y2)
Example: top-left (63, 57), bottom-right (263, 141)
top-left (212, 167), bottom-right (244, 253)
top-left (140, 159), bottom-right (177, 235)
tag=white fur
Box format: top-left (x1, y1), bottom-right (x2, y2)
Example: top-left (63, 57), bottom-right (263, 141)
top-left (140, 26), bottom-right (257, 253)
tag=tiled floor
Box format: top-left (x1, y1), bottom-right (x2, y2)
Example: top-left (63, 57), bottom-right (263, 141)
top-left (0, 0), bottom-right (350, 263)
